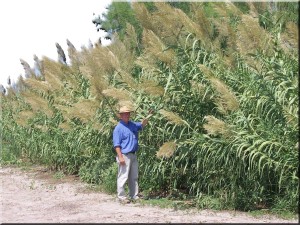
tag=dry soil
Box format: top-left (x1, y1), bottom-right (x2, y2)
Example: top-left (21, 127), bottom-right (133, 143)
top-left (0, 165), bottom-right (298, 223)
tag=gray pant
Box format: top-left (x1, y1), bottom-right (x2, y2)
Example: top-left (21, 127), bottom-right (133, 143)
top-left (116, 153), bottom-right (138, 200)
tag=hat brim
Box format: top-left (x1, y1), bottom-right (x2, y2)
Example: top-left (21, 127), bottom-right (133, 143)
top-left (119, 110), bottom-right (132, 114)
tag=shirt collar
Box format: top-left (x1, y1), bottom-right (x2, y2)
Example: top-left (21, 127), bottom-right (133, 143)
top-left (120, 120), bottom-right (130, 126)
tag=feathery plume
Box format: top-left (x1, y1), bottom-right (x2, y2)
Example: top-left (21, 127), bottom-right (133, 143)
top-left (55, 42), bottom-right (67, 65)
top-left (212, 2), bottom-right (242, 18)
top-left (67, 39), bottom-right (82, 69)
top-left (159, 109), bottom-right (188, 126)
top-left (251, 2), bottom-right (268, 14)
top-left (42, 57), bottom-right (77, 91)
top-left (85, 46), bottom-right (116, 74)
top-left (65, 99), bottom-right (98, 123)
top-left (108, 38), bottom-right (135, 72)
top-left (142, 29), bottom-right (177, 68)
top-left (0, 84), bottom-right (6, 95)
top-left (79, 63), bottom-right (109, 100)
top-left (91, 76), bottom-right (108, 100)
top-left (123, 23), bottom-right (139, 51)
top-left (211, 14), bottom-right (237, 59)
top-left (198, 64), bottom-right (214, 78)
top-left (117, 100), bottom-right (135, 110)
top-left (97, 37), bottom-right (102, 46)
top-left (80, 45), bottom-right (129, 99)
top-left (224, 2), bottom-right (243, 15)
top-left (156, 141), bottom-right (176, 158)
top-left (139, 79), bottom-right (164, 97)
top-left (102, 88), bottom-right (132, 102)
top-left (191, 3), bottom-right (213, 39)
top-left (246, 2), bottom-right (260, 18)
top-left (22, 91), bottom-right (53, 117)
top-left (132, 3), bottom-right (154, 31)
top-left (20, 58), bottom-right (35, 78)
top-left (108, 50), bottom-right (121, 71)
top-left (5, 75), bottom-right (26, 96)
top-left (66, 39), bottom-right (76, 51)
top-left (175, 8), bottom-right (209, 45)
top-left (117, 71), bottom-right (137, 89)
top-left (135, 53), bottom-right (161, 74)
top-left (209, 77), bottom-right (239, 114)
top-left (281, 21), bottom-right (298, 55)
top-left (16, 75), bottom-right (27, 92)
top-left (203, 115), bottom-right (232, 138)
top-left (4, 86), bottom-right (16, 98)
top-left (33, 54), bottom-right (44, 78)
top-left (150, 3), bottom-right (185, 45)
top-left (7, 76), bottom-right (11, 85)
top-left (88, 39), bottom-right (94, 49)
top-left (236, 14), bottom-right (272, 56)
top-left (23, 78), bottom-right (51, 93)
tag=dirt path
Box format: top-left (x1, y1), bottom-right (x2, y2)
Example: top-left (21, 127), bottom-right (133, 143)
top-left (0, 166), bottom-right (298, 223)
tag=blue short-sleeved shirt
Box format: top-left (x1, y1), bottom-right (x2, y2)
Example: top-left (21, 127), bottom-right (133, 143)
top-left (113, 120), bottom-right (143, 154)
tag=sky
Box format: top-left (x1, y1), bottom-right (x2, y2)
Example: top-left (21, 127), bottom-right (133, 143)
top-left (0, 0), bottom-right (112, 87)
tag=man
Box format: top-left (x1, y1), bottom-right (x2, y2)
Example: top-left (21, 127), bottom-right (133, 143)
top-left (113, 105), bottom-right (151, 203)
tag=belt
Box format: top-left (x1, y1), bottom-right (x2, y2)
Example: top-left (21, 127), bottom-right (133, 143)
top-left (124, 151), bottom-right (136, 155)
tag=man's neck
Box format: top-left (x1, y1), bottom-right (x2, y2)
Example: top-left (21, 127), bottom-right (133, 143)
top-left (121, 120), bottom-right (129, 125)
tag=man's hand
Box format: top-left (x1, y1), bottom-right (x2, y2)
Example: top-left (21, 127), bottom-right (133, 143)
top-left (147, 109), bottom-right (154, 117)
top-left (142, 109), bottom-right (155, 127)
top-left (141, 118), bottom-right (148, 127)
top-left (118, 155), bottom-right (126, 165)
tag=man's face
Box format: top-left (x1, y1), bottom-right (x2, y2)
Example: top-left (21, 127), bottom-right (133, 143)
top-left (120, 112), bottom-right (130, 123)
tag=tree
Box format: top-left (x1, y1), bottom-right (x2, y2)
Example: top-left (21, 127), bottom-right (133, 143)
top-left (92, 2), bottom-right (142, 41)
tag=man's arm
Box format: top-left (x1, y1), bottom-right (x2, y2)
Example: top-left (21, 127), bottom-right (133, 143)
top-left (113, 128), bottom-right (125, 165)
top-left (115, 146), bottom-right (125, 165)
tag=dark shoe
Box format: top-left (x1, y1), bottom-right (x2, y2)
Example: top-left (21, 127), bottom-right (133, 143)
top-left (118, 198), bottom-right (131, 204)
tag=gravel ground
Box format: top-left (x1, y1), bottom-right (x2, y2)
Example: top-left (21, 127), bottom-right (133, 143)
top-left (0, 166), bottom-right (298, 223)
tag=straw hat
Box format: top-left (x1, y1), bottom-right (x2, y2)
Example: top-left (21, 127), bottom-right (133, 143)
top-left (119, 105), bottom-right (133, 113)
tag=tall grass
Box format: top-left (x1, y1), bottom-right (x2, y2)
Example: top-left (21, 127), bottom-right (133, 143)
top-left (1, 2), bottom-right (298, 213)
